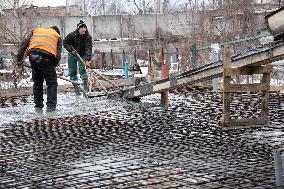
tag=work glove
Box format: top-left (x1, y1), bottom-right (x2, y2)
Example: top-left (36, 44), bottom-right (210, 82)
top-left (56, 71), bottom-right (63, 77)
top-left (54, 60), bottom-right (60, 67)
top-left (85, 60), bottom-right (92, 68)
top-left (71, 49), bottom-right (78, 56)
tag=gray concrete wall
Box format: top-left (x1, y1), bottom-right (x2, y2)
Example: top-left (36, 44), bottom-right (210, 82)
top-left (93, 15), bottom-right (122, 39)
top-left (36, 16), bottom-right (62, 31)
top-left (119, 12), bottom-right (196, 39)
top-left (121, 14), bottom-right (156, 39)
top-left (1, 12), bottom-right (197, 42)
top-left (159, 12), bottom-right (194, 37)
top-left (1, 10), bottom-right (268, 44)
top-left (0, 10), bottom-right (268, 57)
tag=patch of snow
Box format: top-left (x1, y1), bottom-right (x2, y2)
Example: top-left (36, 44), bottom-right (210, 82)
top-left (2, 43), bottom-right (16, 46)
top-left (137, 59), bottom-right (148, 66)
top-left (170, 62), bottom-right (179, 73)
top-left (0, 70), bottom-right (13, 74)
top-left (134, 73), bottom-right (147, 78)
top-left (140, 67), bottom-right (148, 75)
top-left (92, 69), bottom-right (125, 76)
top-left (272, 59), bottom-right (284, 66)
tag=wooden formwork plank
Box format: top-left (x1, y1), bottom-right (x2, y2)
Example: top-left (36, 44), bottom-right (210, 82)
top-left (222, 44), bottom-right (232, 127)
top-left (223, 83), bottom-right (269, 92)
top-left (221, 44), bottom-right (272, 128)
top-left (231, 44), bottom-right (284, 68)
top-left (261, 72), bottom-right (271, 122)
top-left (223, 118), bottom-right (267, 127)
top-left (127, 42), bottom-right (284, 98)
top-left (270, 85), bottom-right (284, 91)
top-left (223, 65), bottom-right (273, 76)
top-left (261, 90), bottom-right (270, 122)
top-left (222, 91), bottom-right (231, 126)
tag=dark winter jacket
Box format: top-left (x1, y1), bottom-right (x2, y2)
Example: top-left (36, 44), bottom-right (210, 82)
top-left (63, 29), bottom-right (92, 61)
top-left (17, 30), bottom-right (62, 65)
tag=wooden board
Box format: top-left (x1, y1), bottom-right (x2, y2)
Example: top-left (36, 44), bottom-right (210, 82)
top-left (124, 42), bottom-right (284, 98)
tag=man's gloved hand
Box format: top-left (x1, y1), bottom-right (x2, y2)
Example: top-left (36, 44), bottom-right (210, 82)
top-left (85, 60), bottom-right (92, 68)
top-left (54, 60), bottom-right (60, 67)
top-left (55, 67), bottom-right (63, 76)
top-left (71, 49), bottom-right (78, 56)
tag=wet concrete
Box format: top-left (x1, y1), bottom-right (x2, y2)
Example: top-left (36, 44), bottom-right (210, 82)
top-left (0, 92), bottom-right (125, 128)
top-left (0, 89), bottom-right (284, 188)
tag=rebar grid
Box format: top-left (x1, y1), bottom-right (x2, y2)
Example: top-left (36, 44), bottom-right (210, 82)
top-left (0, 91), bottom-right (284, 188)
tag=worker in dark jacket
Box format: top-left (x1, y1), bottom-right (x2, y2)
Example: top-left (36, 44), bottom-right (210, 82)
top-left (16, 26), bottom-right (62, 112)
top-left (63, 20), bottom-right (92, 94)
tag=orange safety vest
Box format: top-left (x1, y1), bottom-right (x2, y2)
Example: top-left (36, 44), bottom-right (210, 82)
top-left (28, 28), bottom-right (60, 57)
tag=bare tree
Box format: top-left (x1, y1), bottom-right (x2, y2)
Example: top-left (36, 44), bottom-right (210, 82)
top-left (0, 0), bottom-right (41, 44)
top-left (125, 0), bottom-right (155, 14)
top-left (73, 0), bottom-right (123, 15)
top-left (163, 0), bottom-right (265, 70)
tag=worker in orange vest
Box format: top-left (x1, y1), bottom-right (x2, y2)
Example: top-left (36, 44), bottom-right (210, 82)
top-left (16, 26), bottom-right (62, 112)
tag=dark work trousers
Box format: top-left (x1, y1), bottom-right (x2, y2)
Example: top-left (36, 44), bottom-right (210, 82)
top-left (29, 53), bottom-right (58, 109)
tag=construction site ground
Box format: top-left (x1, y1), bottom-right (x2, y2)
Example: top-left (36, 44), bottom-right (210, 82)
top-left (1, 86), bottom-right (284, 188)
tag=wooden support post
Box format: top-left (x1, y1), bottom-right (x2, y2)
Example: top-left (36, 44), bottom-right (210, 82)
top-left (222, 44), bottom-right (231, 127)
top-left (89, 70), bottom-right (95, 92)
top-left (160, 48), bottom-right (169, 110)
top-left (148, 49), bottom-right (154, 79)
top-left (102, 52), bottom-right (106, 70)
top-left (122, 50), bottom-right (126, 66)
top-left (161, 63), bottom-right (170, 110)
top-left (134, 49), bottom-right (138, 65)
top-left (222, 43), bottom-right (272, 128)
top-left (261, 72), bottom-right (270, 124)
top-left (111, 49), bottom-right (115, 70)
top-left (157, 48), bottom-right (164, 70)
top-left (176, 48), bottom-right (179, 62)
top-left (99, 52), bottom-right (103, 70)
top-left (176, 48), bottom-right (180, 71)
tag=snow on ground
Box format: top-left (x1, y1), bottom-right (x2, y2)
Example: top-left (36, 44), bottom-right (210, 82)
top-left (272, 59), bottom-right (284, 66)
top-left (0, 70), bottom-right (13, 74)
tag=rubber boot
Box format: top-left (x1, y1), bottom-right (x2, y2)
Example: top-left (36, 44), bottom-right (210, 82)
top-left (83, 79), bottom-right (88, 91)
top-left (46, 106), bottom-right (56, 112)
top-left (72, 83), bottom-right (81, 95)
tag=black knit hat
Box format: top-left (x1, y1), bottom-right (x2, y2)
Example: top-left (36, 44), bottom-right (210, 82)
top-left (50, 26), bottom-right (60, 35)
top-left (77, 20), bottom-right (87, 29)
